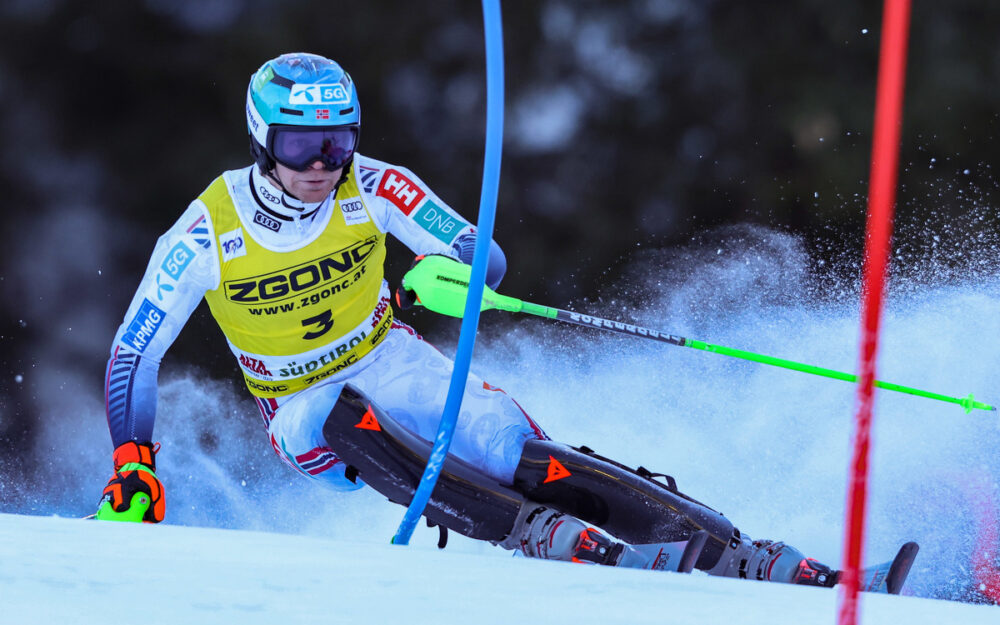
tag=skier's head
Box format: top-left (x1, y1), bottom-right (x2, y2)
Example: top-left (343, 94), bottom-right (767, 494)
top-left (246, 53), bottom-right (360, 200)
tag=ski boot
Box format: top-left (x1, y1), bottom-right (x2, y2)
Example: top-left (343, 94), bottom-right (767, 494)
top-left (708, 534), bottom-right (838, 587)
top-left (501, 504), bottom-right (709, 572)
top-left (503, 505), bottom-right (652, 567)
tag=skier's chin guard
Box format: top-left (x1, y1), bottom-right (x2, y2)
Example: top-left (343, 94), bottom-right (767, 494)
top-left (321, 385), bottom-right (524, 542)
top-left (511, 439), bottom-right (737, 570)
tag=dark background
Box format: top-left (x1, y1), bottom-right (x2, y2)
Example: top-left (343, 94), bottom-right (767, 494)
top-left (1, 0), bottom-right (999, 478)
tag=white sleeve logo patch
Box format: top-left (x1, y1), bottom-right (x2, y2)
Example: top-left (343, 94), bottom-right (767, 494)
top-left (219, 228), bottom-right (247, 262)
top-left (339, 196), bottom-right (369, 226)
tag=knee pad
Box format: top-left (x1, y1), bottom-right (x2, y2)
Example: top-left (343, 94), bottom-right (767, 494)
top-left (511, 439), bottom-right (737, 570)
top-left (321, 384), bottom-right (525, 542)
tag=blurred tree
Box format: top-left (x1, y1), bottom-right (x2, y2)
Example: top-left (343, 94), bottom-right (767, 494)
top-left (1, 0), bottom-right (998, 463)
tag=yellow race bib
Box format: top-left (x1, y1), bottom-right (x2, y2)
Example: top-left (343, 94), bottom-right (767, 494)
top-left (201, 166), bottom-right (393, 397)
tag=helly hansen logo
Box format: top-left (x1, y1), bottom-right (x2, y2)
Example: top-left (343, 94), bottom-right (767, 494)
top-left (376, 169), bottom-right (425, 215)
top-left (122, 298), bottom-right (165, 353)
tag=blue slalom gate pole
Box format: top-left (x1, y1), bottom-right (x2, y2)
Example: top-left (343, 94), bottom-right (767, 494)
top-left (392, 0), bottom-right (505, 545)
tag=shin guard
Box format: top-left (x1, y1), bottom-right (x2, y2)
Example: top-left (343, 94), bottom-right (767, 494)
top-left (320, 385), bottom-right (524, 542)
top-left (511, 439), bottom-right (737, 570)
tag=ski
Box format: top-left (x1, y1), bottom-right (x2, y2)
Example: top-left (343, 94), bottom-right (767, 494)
top-left (628, 530), bottom-right (710, 574)
top-left (678, 530), bottom-right (710, 573)
top-left (857, 541), bottom-right (920, 595)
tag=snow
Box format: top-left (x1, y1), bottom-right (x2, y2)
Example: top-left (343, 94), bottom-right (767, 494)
top-left (6, 227), bottom-right (1000, 621)
top-left (3, 512), bottom-right (996, 624)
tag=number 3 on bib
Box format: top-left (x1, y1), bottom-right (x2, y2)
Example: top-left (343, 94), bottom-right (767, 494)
top-left (301, 309), bottom-right (334, 340)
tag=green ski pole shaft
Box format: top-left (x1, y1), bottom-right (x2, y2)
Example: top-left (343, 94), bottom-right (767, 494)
top-left (506, 304), bottom-right (994, 414)
top-left (400, 255), bottom-right (996, 414)
top-left (681, 339), bottom-right (993, 414)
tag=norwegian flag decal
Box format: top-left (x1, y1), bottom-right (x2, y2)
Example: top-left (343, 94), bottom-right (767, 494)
top-left (186, 215), bottom-right (211, 249)
top-left (295, 447), bottom-right (341, 476)
top-left (358, 166), bottom-right (380, 194)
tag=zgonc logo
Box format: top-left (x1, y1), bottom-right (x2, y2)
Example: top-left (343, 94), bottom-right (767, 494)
top-left (225, 238), bottom-right (377, 303)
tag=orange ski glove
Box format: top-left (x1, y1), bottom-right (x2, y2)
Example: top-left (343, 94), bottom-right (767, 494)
top-left (100, 441), bottom-right (165, 523)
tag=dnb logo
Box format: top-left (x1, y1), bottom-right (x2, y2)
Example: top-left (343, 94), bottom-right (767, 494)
top-left (289, 84), bottom-right (350, 105)
top-left (413, 199), bottom-right (460, 244)
top-left (122, 298), bottom-right (166, 353)
top-left (225, 237), bottom-right (378, 303)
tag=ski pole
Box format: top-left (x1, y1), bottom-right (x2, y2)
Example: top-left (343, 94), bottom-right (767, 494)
top-left (401, 255), bottom-right (996, 414)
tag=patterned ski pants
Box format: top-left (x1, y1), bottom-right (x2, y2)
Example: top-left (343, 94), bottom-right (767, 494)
top-left (255, 321), bottom-right (547, 491)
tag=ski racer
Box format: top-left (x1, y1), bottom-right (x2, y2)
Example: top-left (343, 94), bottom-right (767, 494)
top-left (98, 52), bottom-right (889, 588)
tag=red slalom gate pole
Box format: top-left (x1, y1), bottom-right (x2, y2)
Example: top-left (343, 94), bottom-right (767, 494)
top-left (838, 1), bottom-right (911, 624)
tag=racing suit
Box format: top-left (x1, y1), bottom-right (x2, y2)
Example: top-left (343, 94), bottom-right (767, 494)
top-left (105, 155), bottom-right (546, 492)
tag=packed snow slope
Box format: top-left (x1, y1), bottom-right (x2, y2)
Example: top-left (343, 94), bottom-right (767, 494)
top-left (4, 223), bottom-right (1000, 616)
top-left (3, 512), bottom-right (997, 625)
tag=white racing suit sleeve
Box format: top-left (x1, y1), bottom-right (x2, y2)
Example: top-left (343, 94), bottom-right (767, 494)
top-left (355, 157), bottom-right (507, 288)
top-left (105, 202), bottom-right (220, 447)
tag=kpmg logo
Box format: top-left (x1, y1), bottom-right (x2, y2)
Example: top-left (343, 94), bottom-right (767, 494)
top-left (253, 210), bottom-right (282, 232)
top-left (122, 299), bottom-right (165, 353)
top-left (161, 241), bottom-right (194, 280)
top-left (289, 83), bottom-right (350, 105)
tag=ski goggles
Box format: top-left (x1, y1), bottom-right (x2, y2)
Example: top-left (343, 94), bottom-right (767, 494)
top-left (267, 125), bottom-right (359, 172)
